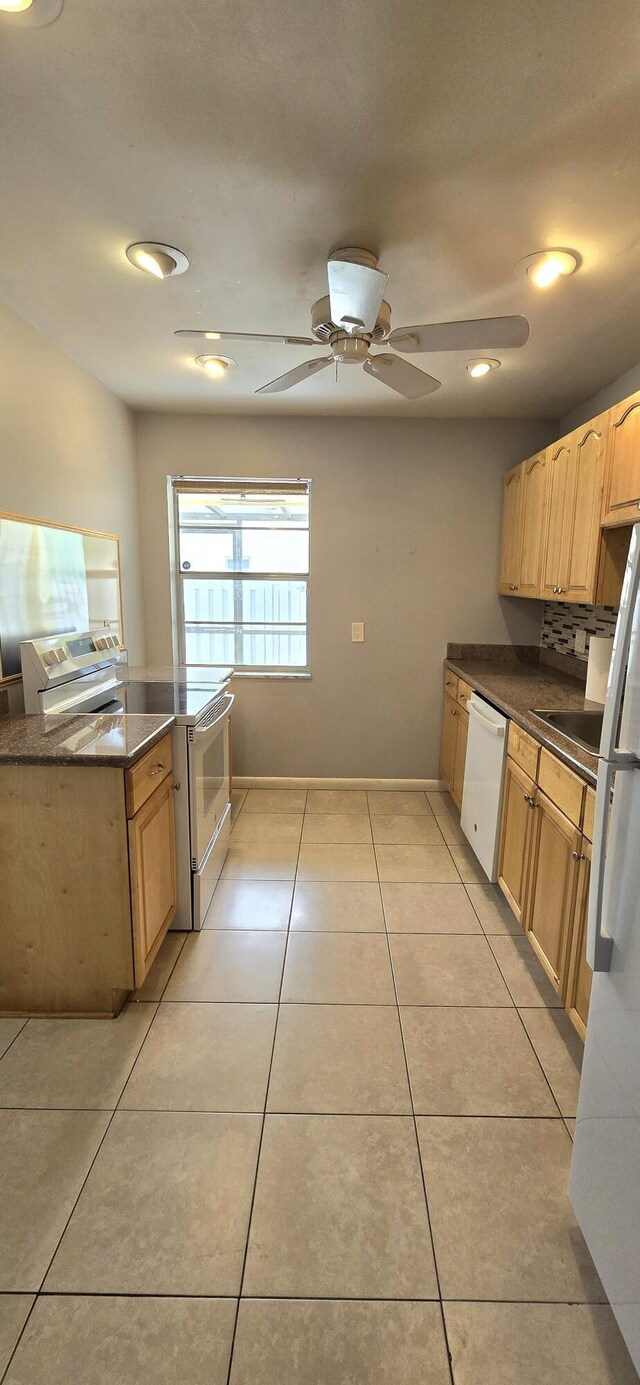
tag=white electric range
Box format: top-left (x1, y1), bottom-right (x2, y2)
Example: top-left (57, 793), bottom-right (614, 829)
top-left (20, 632), bottom-right (234, 929)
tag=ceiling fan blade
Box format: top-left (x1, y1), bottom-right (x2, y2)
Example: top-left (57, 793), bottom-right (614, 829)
top-left (327, 259), bottom-right (388, 335)
top-left (363, 354), bottom-right (441, 399)
top-left (256, 357), bottom-right (333, 395)
top-left (389, 315), bottom-right (530, 354)
top-left (174, 329), bottom-right (319, 345)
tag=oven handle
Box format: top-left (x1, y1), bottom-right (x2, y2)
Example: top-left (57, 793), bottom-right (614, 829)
top-left (194, 692), bottom-right (235, 733)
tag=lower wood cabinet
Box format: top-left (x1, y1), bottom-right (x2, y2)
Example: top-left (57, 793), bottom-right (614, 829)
top-left (497, 757), bottom-right (536, 924)
top-left (439, 681), bottom-right (468, 811)
top-left (128, 773), bottom-right (177, 985)
top-left (525, 790), bottom-right (580, 993)
top-left (565, 839), bottom-right (593, 1039)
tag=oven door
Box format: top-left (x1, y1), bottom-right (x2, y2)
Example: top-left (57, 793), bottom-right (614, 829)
top-left (188, 693), bottom-right (234, 870)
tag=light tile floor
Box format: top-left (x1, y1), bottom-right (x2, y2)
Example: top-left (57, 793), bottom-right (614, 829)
top-left (0, 787), bottom-right (637, 1384)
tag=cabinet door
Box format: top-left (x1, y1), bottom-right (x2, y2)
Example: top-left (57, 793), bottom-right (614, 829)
top-left (565, 839), bottom-right (593, 1040)
top-left (498, 465), bottom-right (523, 594)
top-left (518, 452), bottom-right (547, 597)
top-left (498, 756), bottom-right (535, 923)
top-left (525, 790), bottom-right (580, 994)
top-left (451, 707), bottom-right (468, 810)
top-left (603, 392), bottom-right (640, 527)
top-left (564, 418), bottom-right (607, 603)
top-left (439, 693), bottom-right (458, 791)
top-left (540, 436), bottom-right (575, 599)
top-left (128, 776), bottom-right (177, 987)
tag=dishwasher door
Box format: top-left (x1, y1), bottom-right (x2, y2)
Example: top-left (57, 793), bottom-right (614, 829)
top-left (460, 694), bottom-right (508, 881)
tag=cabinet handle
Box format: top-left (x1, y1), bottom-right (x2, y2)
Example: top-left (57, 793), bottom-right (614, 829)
top-left (149, 763), bottom-right (165, 777)
top-left (523, 793), bottom-right (537, 807)
top-left (571, 850), bottom-right (585, 861)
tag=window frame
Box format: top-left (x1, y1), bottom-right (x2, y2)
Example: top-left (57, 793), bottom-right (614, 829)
top-left (171, 477), bottom-right (311, 678)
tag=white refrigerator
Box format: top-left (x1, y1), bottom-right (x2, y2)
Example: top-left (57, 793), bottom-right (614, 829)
top-left (569, 522), bottom-right (640, 1372)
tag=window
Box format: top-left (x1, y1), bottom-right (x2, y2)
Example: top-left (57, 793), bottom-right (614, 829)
top-left (173, 478), bottom-right (310, 674)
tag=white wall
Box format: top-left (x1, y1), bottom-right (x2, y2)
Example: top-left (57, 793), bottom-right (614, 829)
top-left (560, 360), bottom-right (640, 433)
top-left (0, 299), bottom-right (145, 660)
top-left (136, 413), bottom-right (554, 778)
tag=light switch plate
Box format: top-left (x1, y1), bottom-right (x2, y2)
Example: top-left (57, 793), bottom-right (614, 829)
top-left (575, 629), bottom-right (587, 655)
top-left (351, 621), bottom-right (365, 643)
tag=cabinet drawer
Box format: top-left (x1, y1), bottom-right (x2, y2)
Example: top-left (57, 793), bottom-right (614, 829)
top-left (125, 733), bottom-right (173, 818)
top-left (444, 669), bottom-right (459, 699)
top-left (456, 678), bottom-right (473, 710)
top-left (507, 722), bottom-right (540, 780)
top-left (538, 747), bottom-right (585, 828)
top-left (582, 787), bottom-right (596, 843)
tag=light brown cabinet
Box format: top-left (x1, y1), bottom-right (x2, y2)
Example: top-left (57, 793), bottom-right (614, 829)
top-left (565, 838), bottom-right (593, 1040)
top-left (498, 465), bottom-right (523, 594)
top-left (439, 677), bottom-right (468, 811)
top-left (540, 434), bottom-right (574, 600)
top-left (518, 452), bottom-right (547, 597)
top-left (0, 733), bottom-right (178, 1016)
top-left (525, 791), bottom-right (580, 993)
top-left (497, 757), bottom-right (536, 924)
top-left (603, 391), bottom-right (640, 527)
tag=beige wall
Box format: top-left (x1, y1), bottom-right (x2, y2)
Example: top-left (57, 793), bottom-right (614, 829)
top-left (0, 300), bottom-right (144, 660)
top-left (136, 413), bottom-right (554, 778)
top-left (560, 359), bottom-right (640, 433)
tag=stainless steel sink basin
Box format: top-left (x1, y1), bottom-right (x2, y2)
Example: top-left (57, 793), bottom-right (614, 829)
top-left (532, 709), bottom-right (603, 754)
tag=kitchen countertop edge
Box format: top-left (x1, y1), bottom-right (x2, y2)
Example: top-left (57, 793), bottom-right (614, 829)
top-left (0, 713), bottom-right (176, 769)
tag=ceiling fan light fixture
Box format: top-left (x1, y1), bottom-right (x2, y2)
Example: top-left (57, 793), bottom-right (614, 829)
top-left (0, 0), bottom-right (63, 22)
top-left (195, 355), bottom-right (235, 379)
top-left (522, 249), bottom-right (579, 288)
top-left (125, 242), bottom-right (189, 279)
top-left (467, 358), bottom-right (500, 378)
top-left (205, 332), bottom-right (221, 341)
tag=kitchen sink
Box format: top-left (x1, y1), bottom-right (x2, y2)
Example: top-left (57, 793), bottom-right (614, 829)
top-left (532, 708), bottom-right (604, 754)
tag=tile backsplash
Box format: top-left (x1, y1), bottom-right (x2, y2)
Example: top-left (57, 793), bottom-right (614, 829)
top-left (540, 602), bottom-right (618, 663)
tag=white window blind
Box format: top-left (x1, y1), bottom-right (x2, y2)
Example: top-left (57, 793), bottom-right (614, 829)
top-left (173, 478), bottom-right (310, 674)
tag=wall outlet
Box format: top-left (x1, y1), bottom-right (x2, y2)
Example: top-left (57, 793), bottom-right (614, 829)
top-left (351, 621), bottom-right (365, 643)
top-left (575, 629), bottom-right (587, 655)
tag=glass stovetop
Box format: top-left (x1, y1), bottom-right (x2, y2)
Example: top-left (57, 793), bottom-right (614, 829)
top-left (100, 681), bottom-right (223, 719)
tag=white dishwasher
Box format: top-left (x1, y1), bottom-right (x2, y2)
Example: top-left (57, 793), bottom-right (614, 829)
top-left (460, 693), bottom-right (508, 881)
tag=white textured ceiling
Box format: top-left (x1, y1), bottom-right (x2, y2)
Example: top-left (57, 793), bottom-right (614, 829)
top-left (1, 0), bottom-right (640, 416)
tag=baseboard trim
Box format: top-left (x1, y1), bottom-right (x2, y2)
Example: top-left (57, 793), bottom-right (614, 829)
top-left (233, 776), bottom-right (446, 791)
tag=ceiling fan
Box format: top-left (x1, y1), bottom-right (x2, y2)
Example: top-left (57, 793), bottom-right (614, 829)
top-left (175, 247), bottom-right (530, 399)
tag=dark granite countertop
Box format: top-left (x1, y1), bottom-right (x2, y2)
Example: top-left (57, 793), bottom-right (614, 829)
top-left (444, 647), bottom-right (601, 786)
top-left (0, 711), bottom-right (175, 768)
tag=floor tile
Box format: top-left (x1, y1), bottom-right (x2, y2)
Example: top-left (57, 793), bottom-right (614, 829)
top-left (518, 1008), bottom-right (583, 1116)
top-left (296, 843), bottom-right (377, 882)
top-left (164, 931), bottom-right (287, 1003)
top-left (268, 1006), bottom-right (411, 1114)
top-left (290, 882), bottom-right (384, 932)
top-left (446, 840), bottom-right (487, 883)
top-left (301, 814), bottom-right (372, 843)
top-left (282, 934), bottom-right (395, 1005)
top-left (465, 881), bottom-right (522, 934)
top-left (121, 1004), bottom-right (277, 1112)
top-left (244, 1114), bottom-right (438, 1298)
top-left (402, 1008), bottom-right (557, 1115)
top-left (305, 790), bottom-right (368, 814)
top-left (371, 815), bottom-right (443, 844)
top-left (4, 1296), bottom-right (236, 1385)
top-left (444, 1302), bottom-right (639, 1385)
top-left (0, 1020), bottom-right (26, 1059)
top-left (221, 842), bottom-right (298, 880)
top-left (204, 879), bottom-right (293, 930)
top-left (390, 935), bottom-right (512, 1006)
top-left (368, 790), bottom-right (432, 816)
top-left (418, 1116), bottom-right (604, 1302)
top-left (45, 1111), bottom-right (261, 1295)
top-left (0, 1005), bottom-right (156, 1110)
top-left (435, 817), bottom-right (467, 845)
top-left (426, 791), bottom-right (458, 820)
top-left (230, 1300), bottom-right (450, 1385)
top-left (243, 789), bottom-right (307, 813)
top-left (231, 788), bottom-right (247, 819)
top-left (0, 1295), bottom-right (34, 1376)
top-left (132, 932), bottom-right (186, 1002)
top-left (0, 1110), bottom-right (109, 1291)
top-left (230, 812), bottom-right (303, 842)
top-left (375, 843), bottom-right (459, 883)
top-left (381, 883), bottom-right (482, 933)
top-left (488, 934), bottom-right (563, 1007)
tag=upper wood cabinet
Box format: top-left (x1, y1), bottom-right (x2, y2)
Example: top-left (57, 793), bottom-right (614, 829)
top-left (564, 419), bottom-right (608, 603)
top-left (498, 465), bottom-right (523, 594)
top-left (518, 452), bottom-right (547, 597)
top-left (540, 434), bottom-right (574, 600)
top-left (602, 391), bottom-right (640, 527)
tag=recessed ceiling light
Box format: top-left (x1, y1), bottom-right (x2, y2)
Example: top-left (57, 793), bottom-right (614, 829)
top-left (195, 355), bottom-right (235, 379)
top-left (125, 242), bottom-right (189, 279)
top-left (0, 0), bottom-right (63, 23)
top-left (466, 358), bottom-right (500, 378)
top-left (522, 248), bottom-right (579, 288)
top-left (205, 332), bottom-right (222, 341)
